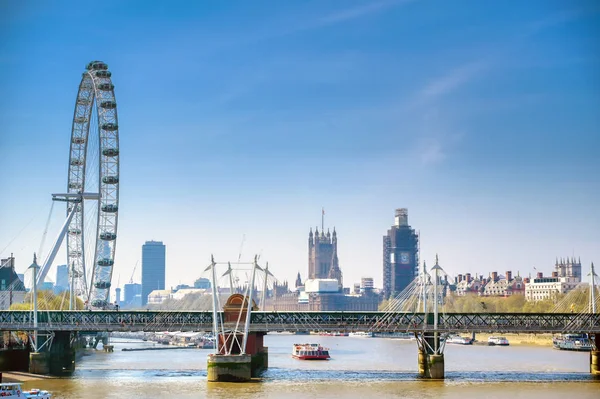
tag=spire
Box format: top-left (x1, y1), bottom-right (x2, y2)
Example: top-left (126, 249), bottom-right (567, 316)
top-left (309, 227), bottom-right (313, 236)
top-left (435, 253), bottom-right (439, 266)
top-left (295, 272), bottom-right (303, 288)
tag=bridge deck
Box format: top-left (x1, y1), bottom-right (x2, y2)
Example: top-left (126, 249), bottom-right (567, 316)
top-left (1, 311), bottom-right (598, 334)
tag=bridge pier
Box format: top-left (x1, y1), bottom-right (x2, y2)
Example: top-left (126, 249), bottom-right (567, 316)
top-left (28, 331), bottom-right (75, 376)
top-left (592, 334), bottom-right (600, 377)
top-left (417, 333), bottom-right (444, 379)
top-left (206, 292), bottom-right (269, 382)
top-left (208, 354), bottom-right (252, 382)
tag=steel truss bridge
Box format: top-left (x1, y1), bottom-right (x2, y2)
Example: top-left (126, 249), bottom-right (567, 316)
top-left (1, 311), bottom-right (599, 334)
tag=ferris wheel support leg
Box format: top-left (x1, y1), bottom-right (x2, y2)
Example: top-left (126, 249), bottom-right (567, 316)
top-left (37, 206), bottom-right (77, 285)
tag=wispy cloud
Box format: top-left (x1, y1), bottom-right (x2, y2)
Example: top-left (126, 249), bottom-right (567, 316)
top-left (417, 60), bottom-right (486, 103)
top-left (420, 138), bottom-right (446, 165)
top-left (317, 0), bottom-right (414, 26)
top-left (526, 8), bottom-right (589, 35)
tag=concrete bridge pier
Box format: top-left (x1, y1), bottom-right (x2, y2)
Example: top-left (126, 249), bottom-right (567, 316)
top-left (206, 292), bottom-right (268, 382)
top-left (591, 334), bottom-right (600, 377)
top-left (417, 333), bottom-right (444, 379)
top-left (29, 331), bottom-right (75, 376)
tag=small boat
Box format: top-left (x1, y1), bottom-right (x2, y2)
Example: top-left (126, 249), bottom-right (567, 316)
top-left (553, 334), bottom-right (593, 351)
top-left (488, 336), bottom-right (509, 346)
top-left (197, 338), bottom-right (215, 349)
top-left (292, 343), bottom-right (330, 360)
top-left (373, 332), bottom-right (415, 340)
top-left (0, 383), bottom-right (52, 398)
top-left (446, 335), bottom-right (473, 345)
top-left (349, 332), bottom-right (374, 338)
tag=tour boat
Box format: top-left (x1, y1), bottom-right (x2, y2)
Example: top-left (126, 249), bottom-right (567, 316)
top-left (0, 383), bottom-right (52, 398)
top-left (487, 336), bottom-right (510, 346)
top-left (292, 343), bottom-right (330, 360)
top-left (446, 335), bottom-right (473, 345)
top-left (553, 334), bottom-right (593, 351)
top-left (348, 331), bottom-right (374, 338)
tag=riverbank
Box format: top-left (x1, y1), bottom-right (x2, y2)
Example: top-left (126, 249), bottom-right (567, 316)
top-left (473, 333), bottom-right (553, 346)
top-left (122, 346), bottom-right (198, 352)
top-left (0, 371), bottom-right (56, 383)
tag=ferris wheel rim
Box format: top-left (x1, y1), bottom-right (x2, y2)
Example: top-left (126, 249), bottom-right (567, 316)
top-left (66, 60), bottom-right (119, 308)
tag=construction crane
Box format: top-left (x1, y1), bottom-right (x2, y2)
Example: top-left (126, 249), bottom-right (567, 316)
top-left (129, 260), bottom-right (139, 284)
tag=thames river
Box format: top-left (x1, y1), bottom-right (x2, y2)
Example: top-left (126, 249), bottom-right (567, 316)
top-left (19, 334), bottom-right (599, 398)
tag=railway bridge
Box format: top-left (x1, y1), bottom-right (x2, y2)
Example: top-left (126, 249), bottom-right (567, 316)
top-left (1, 309), bottom-right (599, 379)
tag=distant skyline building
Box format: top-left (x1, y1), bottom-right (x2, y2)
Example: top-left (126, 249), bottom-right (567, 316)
top-left (194, 278), bottom-right (211, 289)
top-left (124, 283), bottom-right (141, 307)
top-left (0, 255), bottom-right (26, 309)
top-left (383, 208), bottom-right (419, 299)
top-left (55, 264), bottom-right (69, 293)
top-left (308, 226), bottom-right (342, 289)
top-left (141, 240), bottom-right (166, 306)
top-left (525, 257), bottom-right (584, 301)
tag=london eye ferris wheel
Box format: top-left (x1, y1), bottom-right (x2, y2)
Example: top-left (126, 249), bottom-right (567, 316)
top-left (38, 60), bottom-right (120, 308)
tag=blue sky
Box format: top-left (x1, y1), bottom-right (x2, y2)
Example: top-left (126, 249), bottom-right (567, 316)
top-left (1, 0), bottom-right (599, 295)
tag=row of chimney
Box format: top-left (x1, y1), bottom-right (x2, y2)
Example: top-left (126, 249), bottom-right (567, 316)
top-left (455, 271), bottom-right (514, 284)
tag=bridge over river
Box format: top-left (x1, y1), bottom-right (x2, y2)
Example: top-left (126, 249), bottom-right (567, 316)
top-left (1, 310), bottom-right (599, 334)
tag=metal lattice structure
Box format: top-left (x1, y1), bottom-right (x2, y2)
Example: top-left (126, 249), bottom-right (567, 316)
top-left (66, 61), bottom-right (119, 308)
top-left (1, 311), bottom-right (599, 334)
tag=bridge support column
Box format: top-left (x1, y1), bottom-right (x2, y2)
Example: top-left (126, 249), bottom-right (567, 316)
top-left (28, 352), bottom-right (50, 375)
top-left (428, 354), bottom-right (445, 379)
top-left (207, 354), bottom-right (252, 382)
top-left (591, 334), bottom-right (600, 377)
top-left (417, 333), bottom-right (444, 379)
top-left (28, 331), bottom-right (75, 376)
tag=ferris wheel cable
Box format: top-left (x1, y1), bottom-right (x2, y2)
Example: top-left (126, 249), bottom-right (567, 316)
top-left (0, 201), bottom-right (50, 258)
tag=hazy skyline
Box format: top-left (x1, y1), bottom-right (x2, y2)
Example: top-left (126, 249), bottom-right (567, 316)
top-left (1, 1), bottom-right (599, 297)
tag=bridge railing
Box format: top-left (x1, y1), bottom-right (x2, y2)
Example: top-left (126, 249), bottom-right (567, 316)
top-left (1, 311), bottom-right (598, 333)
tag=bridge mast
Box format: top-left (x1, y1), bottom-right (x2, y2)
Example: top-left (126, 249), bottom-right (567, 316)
top-left (28, 254), bottom-right (40, 352)
top-left (590, 262), bottom-right (597, 314)
top-left (208, 255), bottom-right (220, 353)
top-left (431, 255), bottom-right (442, 354)
top-left (241, 256), bottom-right (259, 354)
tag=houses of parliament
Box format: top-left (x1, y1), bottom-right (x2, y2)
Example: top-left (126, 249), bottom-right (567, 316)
top-left (268, 223), bottom-right (378, 311)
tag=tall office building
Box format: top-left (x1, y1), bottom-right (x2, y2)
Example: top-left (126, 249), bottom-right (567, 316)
top-left (383, 208), bottom-right (419, 299)
top-left (124, 283), bottom-right (142, 307)
top-left (55, 264), bottom-right (69, 293)
top-left (141, 241), bottom-right (166, 306)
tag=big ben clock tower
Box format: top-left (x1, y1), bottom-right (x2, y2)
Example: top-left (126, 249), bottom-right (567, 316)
top-left (383, 208), bottom-right (419, 299)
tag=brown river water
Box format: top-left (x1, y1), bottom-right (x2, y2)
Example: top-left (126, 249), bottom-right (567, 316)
top-left (18, 334), bottom-right (599, 398)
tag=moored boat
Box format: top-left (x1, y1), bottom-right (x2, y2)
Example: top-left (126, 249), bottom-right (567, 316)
top-left (349, 332), bottom-right (374, 338)
top-left (446, 335), bottom-right (473, 345)
top-left (553, 334), bottom-right (593, 351)
top-left (487, 336), bottom-right (509, 346)
top-left (292, 343), bottom-right (330, 360)
top-left (0, 383), bottom-right (52, 398)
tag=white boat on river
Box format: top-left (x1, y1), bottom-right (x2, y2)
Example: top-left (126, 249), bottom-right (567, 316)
top-left (0, 383), bottom-right (52, 398)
